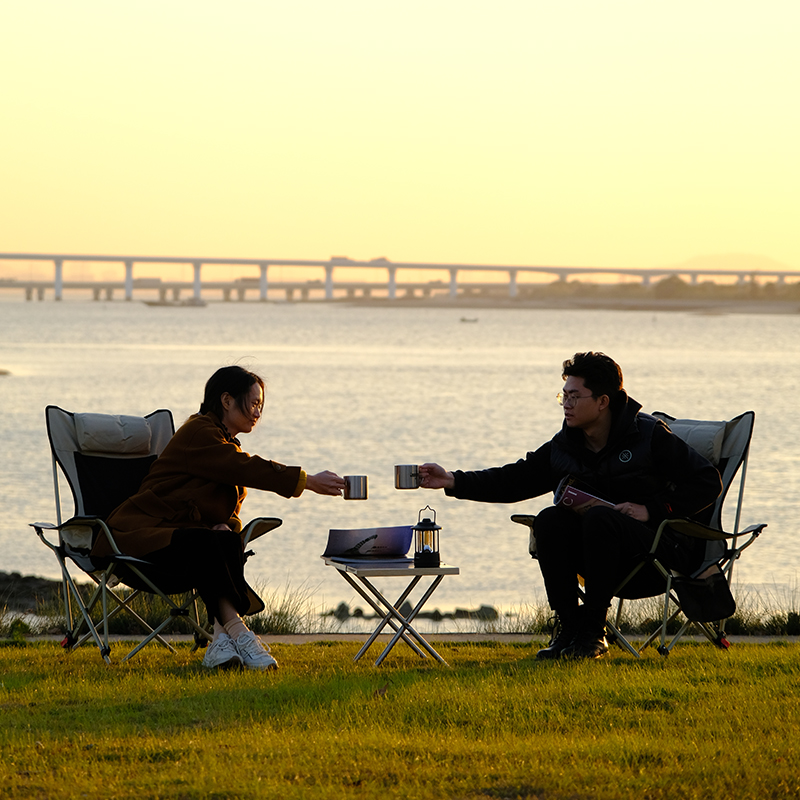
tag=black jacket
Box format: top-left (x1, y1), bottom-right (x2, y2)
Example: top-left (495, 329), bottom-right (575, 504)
top-left (446, 392), bottom-right (722, 530)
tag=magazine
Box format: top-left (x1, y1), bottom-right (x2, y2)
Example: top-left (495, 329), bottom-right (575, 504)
top-left (321, 525), bottom-right (413, 559)
top-left (554, 476), bottom-right (615, 515)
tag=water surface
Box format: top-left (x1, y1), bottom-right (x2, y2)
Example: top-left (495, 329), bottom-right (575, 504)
top-left (1, 300), bottom-right (796, 616)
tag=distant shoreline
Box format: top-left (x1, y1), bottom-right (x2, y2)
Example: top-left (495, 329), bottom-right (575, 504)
top-left (340, 296), bottom-right (800, 315)
top-left (2, 292), bottom-right (799, 315)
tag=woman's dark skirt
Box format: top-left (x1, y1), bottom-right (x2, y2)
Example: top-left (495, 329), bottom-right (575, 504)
top-left (115, 527), bottom-right (265, 622)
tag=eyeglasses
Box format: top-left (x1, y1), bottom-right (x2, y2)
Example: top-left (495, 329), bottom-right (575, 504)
top-left (556, 392), bottom-right (596, 407)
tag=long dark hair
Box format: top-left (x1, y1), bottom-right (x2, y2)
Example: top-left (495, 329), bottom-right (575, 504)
top-left (199, 366), bottom-right (265, 419)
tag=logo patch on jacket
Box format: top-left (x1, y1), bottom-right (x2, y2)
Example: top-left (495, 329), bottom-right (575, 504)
top-left (619, 450), bottom-right (633, 463)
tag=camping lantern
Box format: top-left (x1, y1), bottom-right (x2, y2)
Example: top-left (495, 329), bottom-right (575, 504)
top-left (413, 505), bottom-right (441, 567)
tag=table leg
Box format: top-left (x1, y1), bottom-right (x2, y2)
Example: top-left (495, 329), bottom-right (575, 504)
top-left (338, 572), bottom-right (427, 661)
top-left (372, 575), bottom-right (449, 666)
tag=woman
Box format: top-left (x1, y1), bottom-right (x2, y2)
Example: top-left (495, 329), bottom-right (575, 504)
top-left (96, 366), bottom-right (345, 670)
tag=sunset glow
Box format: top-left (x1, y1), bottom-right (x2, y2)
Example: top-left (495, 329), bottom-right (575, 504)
top-left (2, 1), bottom-right (798, 277)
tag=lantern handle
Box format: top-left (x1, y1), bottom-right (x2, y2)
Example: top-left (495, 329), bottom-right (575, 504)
top-left (417, 505), bottom-right (437, 524)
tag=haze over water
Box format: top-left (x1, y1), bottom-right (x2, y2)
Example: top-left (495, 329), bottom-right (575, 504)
top-left (1, 300), bottom-right (797, 617)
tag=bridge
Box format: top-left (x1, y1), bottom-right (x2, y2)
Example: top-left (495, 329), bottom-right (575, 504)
top-left (1, 252), bottom-right (798, 302)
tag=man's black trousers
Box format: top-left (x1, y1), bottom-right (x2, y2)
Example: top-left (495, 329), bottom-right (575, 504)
top-left (533, 505), bottom-right (705, 625)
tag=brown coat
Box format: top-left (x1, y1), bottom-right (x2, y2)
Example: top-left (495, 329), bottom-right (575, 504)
top-left (94, 413), bottom-right (303, 559)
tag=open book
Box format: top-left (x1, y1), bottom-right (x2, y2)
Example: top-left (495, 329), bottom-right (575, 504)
top-left (554, 476), bottom-right (615, 515)
top-left (321, 525), bottom-right (413, 561)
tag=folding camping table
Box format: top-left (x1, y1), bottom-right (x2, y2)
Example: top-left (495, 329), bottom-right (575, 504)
top-left (322, 557), bottom-right (460, 666)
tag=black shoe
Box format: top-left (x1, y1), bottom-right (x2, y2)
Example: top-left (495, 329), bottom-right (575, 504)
top-left (562, 632), bottom-right (609, 660)
top-left (536, 626), bottom-right (577, 660)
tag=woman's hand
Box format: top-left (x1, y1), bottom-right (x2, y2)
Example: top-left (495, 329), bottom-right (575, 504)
top-left (306, 470), bottom-right (346, 496)
top-left (418, 462), bottom-right (455, 490)
top-left (613, 501), bottom-right (650, 523)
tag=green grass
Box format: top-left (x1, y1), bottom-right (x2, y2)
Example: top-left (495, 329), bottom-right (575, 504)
top-left (1, 639), bottom-right (799, 799)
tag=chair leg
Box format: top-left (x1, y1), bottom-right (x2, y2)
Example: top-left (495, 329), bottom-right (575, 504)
top-left (614, 598), bottom-right (625, 629)
top-left (61, 572), bottom-right (112, 664)
top-left (605, 616), bottom-right (641, 658)
top-left (190, 595), bottom-right (210, 651)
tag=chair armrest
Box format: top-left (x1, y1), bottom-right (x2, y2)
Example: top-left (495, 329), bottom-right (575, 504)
top-left (30, 521), bottom-right (60, 552)
top-left (42, 516), bottom-right (126, 561)
top-left (657, 518), bottom-right (767, 542)
top-left (241, 517), bottom-right (283, 548)
top-left (734, 523), bottom-right (768, 537)
top-left (510, 514), bottom-right (538, 559)
top-left (510, 514), bottom-right (537, 530)
top-left (62, 517), bottom-right (125, 556)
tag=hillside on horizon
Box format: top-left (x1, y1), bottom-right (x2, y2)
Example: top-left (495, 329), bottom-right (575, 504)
top-left (664, 253), bottom-right (796, 273)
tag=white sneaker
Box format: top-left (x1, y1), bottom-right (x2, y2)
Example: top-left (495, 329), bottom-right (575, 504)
top-left (202, 633), bottom-right (243, 670)
top-left (234, 630), bottom-right (279, 671)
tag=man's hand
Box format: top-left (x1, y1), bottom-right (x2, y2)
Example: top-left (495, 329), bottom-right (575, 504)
top-left (613, 501), bottom-right (650, 522)
top-left (306, 470), bottom-right (346, 496)
top-left (418, 463), bottom-right (455, 490)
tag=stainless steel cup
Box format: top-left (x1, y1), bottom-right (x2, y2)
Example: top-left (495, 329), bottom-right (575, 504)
top-left (394, 464), bottom-right (421, 489)
top-left (343, 475), bottom-right (368, 500)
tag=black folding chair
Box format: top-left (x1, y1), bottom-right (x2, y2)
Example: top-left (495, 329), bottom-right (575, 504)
top-left (513, 410), bottom-right (767, 657)
top-left (31, 405), bottom-right (281, 663)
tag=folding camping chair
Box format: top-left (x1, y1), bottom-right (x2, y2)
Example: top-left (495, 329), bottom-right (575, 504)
top-left (512, 410), bottom-right (767, 658)
top-left (30, 405), bottom-right (282, 663)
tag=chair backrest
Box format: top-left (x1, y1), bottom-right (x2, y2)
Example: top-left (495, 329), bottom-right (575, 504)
top-left (46, 405), bottom-right (175, 524)
top-left (651, 410), bottom-right (755, 535)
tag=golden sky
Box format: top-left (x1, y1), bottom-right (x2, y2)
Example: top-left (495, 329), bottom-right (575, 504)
top-left (2, 1), bottom-right (798, 276)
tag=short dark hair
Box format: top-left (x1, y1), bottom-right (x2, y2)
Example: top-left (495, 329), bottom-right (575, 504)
top-left (199, 366), bottom-right (265, 419)
top-left (562, 352), bottom-right (623, 399)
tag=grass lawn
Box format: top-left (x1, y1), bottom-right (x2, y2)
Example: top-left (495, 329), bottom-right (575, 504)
top-left (1, 638), bottom-right (799, 799)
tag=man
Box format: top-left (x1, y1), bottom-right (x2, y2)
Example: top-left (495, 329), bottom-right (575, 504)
top-left (419, 352), bottom-right (722, 660)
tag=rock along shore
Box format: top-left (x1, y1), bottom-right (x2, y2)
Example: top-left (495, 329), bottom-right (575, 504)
top-left (0, 571), bottom-right (63, 612)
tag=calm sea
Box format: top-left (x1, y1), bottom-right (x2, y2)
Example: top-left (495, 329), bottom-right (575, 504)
top-left (1, 298), bottom-right (797, 618)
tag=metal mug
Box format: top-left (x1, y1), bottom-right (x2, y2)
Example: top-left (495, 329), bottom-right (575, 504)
top-left (343, 475), bottom-right (368, 500)
top-left (394, 464), bottom-right (421, 490)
